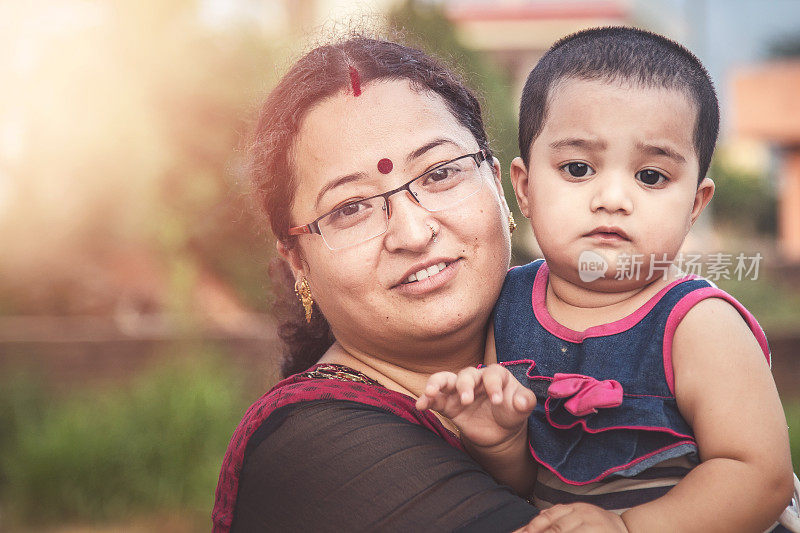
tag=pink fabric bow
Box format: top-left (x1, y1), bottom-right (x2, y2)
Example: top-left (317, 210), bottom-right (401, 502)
top-left (547, 373), bottom-right (623, 417)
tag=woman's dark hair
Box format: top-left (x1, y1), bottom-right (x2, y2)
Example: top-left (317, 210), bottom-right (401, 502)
top-left (250, 35), bottom-right (493, 377)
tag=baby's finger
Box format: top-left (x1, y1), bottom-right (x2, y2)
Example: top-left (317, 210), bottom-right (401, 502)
top-left (415, 396), bottom-right (428, 410)
top-left (455, 367), bottom-right (481, 404)
top-left (416, 372), bottom-right (456, 410)
top-left (481, 365), bottom-right (506, 404)
top-left (418, 392), bottom-right (451, 414)
top-left (424, 371), bottom-right (457, 396)
top-left (513, 387), bottom-right (537, 414)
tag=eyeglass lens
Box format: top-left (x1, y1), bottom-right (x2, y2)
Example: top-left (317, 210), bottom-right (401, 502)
top-left (318, 155), bottom-right (484, 250)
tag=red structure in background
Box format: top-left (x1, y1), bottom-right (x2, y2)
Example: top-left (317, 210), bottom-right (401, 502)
top-left (444, 0), bottom-right (630, 99)
top-left (733, 61), bottom-right (800, 263)
top-left (445, 1), bottom-right (626, 22)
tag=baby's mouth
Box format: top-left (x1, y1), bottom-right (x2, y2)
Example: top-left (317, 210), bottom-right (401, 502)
top-left (584, 226), bottom-right (631, 241)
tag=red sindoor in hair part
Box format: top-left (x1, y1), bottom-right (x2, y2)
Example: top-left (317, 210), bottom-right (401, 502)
top-left (348, 66), bottom-right (361, 96)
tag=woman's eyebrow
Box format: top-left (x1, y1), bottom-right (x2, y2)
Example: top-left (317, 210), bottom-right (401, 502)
top-left (314, 138), bottom-right (459, 209)
top-left (406, 138), bottom-right (459, 162)
top-left (315, 172), bottom-right (368, 209)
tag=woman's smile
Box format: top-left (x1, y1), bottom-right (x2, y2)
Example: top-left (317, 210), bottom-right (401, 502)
top-left (394, 258), bottom-right (462, 296)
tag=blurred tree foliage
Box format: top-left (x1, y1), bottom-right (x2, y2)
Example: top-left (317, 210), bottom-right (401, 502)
top-left (0, 0), bottom-right (277, 315)
top-left (104, 0), bottom-right (283, 314)
top-left (388, 0), bottom-right (520, 213)
top-left (0, 0), bottom-right (522, 317)
top-left (708, 158), bottom-right (777, 235)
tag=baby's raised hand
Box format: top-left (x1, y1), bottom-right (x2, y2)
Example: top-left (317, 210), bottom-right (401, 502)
top-left (415, 364), bottom-right (536, 449)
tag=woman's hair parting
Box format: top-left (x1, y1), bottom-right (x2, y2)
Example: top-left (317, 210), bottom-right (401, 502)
top-left (250, 35), bottom-right (493, 377)
top-left (518, 26), bottom-right (719, 182)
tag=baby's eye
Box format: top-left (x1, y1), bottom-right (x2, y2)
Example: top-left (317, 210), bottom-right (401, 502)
top-left (636, 169), bottom-right (667, 186)
top-left (560, 162), bottom-right (595, 179)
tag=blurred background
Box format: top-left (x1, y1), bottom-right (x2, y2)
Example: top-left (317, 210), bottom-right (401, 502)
top-left (0, 0), bottom-right (798, 530)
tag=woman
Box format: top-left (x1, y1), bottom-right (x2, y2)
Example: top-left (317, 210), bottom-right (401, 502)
top-left (212, 36), bottom-right (538, 532)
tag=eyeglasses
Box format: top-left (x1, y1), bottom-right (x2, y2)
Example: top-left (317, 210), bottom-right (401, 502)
top-left (288, 150), bottom-right (488, 250)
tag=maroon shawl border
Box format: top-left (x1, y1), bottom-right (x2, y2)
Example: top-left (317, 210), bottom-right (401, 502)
top-left (211, 365), bottom-right (463, 532)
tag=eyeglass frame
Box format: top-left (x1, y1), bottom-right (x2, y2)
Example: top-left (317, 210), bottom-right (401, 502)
top-left (287, 150), bottom-right (489, 246)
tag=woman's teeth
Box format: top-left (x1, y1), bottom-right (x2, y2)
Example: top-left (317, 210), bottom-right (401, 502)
top-left (406, 262), bottom-right (448, 283)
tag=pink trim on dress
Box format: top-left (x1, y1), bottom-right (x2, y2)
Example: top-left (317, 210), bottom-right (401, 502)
top-left (495, 358), bottom-right (537, 377)
top-left (528, 439), bottom-right (697, 486)
top-left (542, 396), bottom-right (694, 439)
top-left (662, 287), bottom-right (772, 395)
top-left (495, 360), bottom-right (693, 442)
top-left (496, 360), bottom-right (675, 400)
top-left (495, 359), bottom-right (697, 484)
top-left (531, 261), bottom-right (701, 343)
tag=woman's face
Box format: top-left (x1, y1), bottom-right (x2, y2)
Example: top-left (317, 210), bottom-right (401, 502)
top-left (281, 79), bottom-right (511, 363)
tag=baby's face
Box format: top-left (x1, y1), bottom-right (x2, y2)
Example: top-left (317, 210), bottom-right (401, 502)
top-left (511, 77), bottom-right (714, 290)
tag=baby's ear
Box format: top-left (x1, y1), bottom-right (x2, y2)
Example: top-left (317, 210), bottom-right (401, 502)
top-left (690, 177), bottom-right (715, 226)
top-left (509, 157), bottom-right (532, 218)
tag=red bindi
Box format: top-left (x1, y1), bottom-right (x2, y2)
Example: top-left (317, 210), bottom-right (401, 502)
top-left (348, 65), bottom-right (361, 97)
top-left (377, 158), bottom-right (393, 174)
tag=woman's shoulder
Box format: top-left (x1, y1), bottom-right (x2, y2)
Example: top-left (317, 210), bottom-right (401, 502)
top-left (226, 363), bottom-right (455, 459)
top-left (267, 364), bottom-right (432, 422)
top-left (212, 365), bottom-right (462, 531)
top-left (228, 382), bottom-right (535, 532)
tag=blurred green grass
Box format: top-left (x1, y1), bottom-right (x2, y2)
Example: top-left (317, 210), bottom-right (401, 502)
top-left (786, 402), bottom-right (800, 473)
top-left (0, 354), bottom-right (797, 529)
top-left (713, 275), bottom-right (800, 472)
top-left (0, 353), bottom-right (251, 528)
top-left (716, 274), bottom-right (800, 333)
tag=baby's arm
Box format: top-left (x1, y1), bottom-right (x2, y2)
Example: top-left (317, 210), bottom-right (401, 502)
top-left (620, 298), bottom-right (794, 532)
top-left (416, 364), bottom-right (538, 495)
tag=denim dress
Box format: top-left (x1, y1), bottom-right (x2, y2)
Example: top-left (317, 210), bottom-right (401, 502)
top-left (493, 259), bottom-right (771, 486)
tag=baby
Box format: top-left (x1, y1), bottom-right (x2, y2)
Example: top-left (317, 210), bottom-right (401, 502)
top-left (417, 27), bottom-right (797, 532)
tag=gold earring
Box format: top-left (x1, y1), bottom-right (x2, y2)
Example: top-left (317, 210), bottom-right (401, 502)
top-left (508, 212), bottom-right (517, 234)
top-left (294, 278), bottom-right (313, 323)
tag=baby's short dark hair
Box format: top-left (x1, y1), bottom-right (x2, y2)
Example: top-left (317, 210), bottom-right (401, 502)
top-left (518, 26), bottom-right (719, 182)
